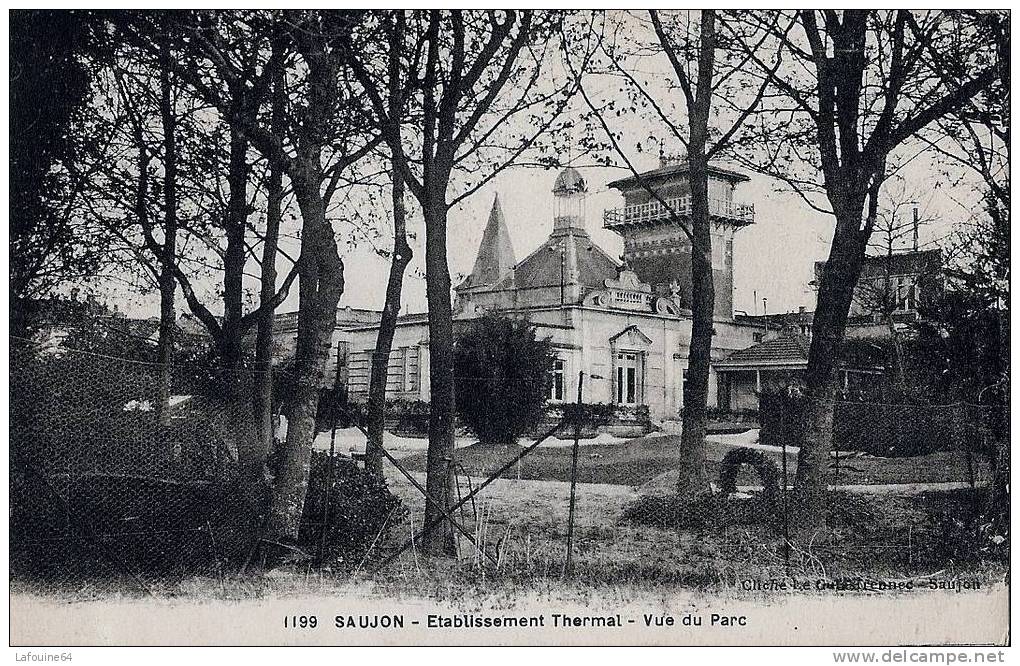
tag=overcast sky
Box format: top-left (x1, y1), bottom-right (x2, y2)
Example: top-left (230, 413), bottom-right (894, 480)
top-left (103, 11), bottom-right (980, 322)
top-left (320, 150), bottom-right (963, 320)
top-left (104, 122), bottom-right (969, 323)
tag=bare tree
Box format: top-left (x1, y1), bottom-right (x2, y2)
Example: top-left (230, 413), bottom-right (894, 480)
top-left (345, 10), bottom-right (576, 554)
top-left (185, 12), bottom-right (383, 543)
top-left (735, 10), bottom-right (1005, 532)
top-left (154, 32), bottom-right (178, 423)
top-left (564, 10), bottom-right (783, 499)
top-left (365, 164), bottom-right (412, 479)
top-left (117, 10), bottom-right (385, 542)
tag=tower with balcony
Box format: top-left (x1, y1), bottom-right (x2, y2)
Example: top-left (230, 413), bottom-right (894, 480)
top-left (603, 157), bottom-right (755, 319)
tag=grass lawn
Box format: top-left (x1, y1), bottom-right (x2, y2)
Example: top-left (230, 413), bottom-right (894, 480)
top-left (11, 434), bottom-right (1004, 603)
top-left (358, 463), bottom-right (1008, 599)
top-left (395, 434), bottom-right (993, 489)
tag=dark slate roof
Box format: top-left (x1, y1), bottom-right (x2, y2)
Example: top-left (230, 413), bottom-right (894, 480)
top-left (504, 228), bottom-right (619, 291)
top-left (608, 162), bottom-right (750, 190)
top-left (553, 166), bottom-right (587, 194)
top-left (715, 334), bottom-right (812, 368)
top-left (814, 248), bottom-right (942, 283)
top-left (734, 309), bottom-right (813, 329)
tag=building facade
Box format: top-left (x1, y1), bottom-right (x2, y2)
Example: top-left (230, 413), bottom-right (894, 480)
top-left (814, 248), bottom-right (945, 337)
top-left (314, 161), bottom-right (765, 424)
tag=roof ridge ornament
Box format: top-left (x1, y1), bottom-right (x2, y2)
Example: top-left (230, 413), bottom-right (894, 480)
top-left (604, 266), bottom-right (651, 294)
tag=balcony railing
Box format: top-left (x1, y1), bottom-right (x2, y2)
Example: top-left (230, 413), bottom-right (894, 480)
top-left (603, 196), bottom-right (755, 227)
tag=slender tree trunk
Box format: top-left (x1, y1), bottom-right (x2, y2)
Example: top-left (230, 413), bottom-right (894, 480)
top-left (676, 148), bottom-right (714, 498)
top-left (675, 11), bottom-right (716, 500)
top-left (264, 166), bottom-right (344, 542)
top-left (220, 115), bottom-right (251, 375)
top-left (421, 191), bottom-right (457, 556)
top-left (885, 312), bottom-right (907, 392)
top-left (252, 50), bottom-right (286, 472)
top-left (366, 165), bottom-right (412, 478)
top-left (156, 42), bottom-right (178, 425)
top-left (882, 239), bottom-right (907, 393)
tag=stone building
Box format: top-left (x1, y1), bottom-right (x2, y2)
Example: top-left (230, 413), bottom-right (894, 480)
top-left (311, 160), bottom-right (769, 425)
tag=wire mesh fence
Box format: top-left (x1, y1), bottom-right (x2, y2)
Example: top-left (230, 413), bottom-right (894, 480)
top-left (10, 336), bottom-right (1009, 596)
top-left (9, 337), bottom-right (399, 595)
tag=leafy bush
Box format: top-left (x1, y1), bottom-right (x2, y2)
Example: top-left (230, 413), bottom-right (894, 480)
top-left (10, 470), bottom-right (259, 578)
top-left (387, 400), bottom-right (432, 436)
top-left (454, 313), bottom-right (556, 447)
top-left (297, 452), bottom-right (406, 567)
top-left (554, 401), bottom-right (617, 437)
top-left (910, 489), bottom-right (1009, 566)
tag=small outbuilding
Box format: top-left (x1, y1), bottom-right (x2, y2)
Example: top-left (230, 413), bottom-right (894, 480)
top-left (713, 330), bottom-right (886, 412)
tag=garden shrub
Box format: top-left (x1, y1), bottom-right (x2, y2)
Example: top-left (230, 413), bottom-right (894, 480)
top-left (910, 488), bottom-right (1009, 566)
top-left (555, 401), bottom-right (617, 437)
top-left (297, 451), bottom-right (406, 568)
top-left (717, 447), bottom-right (781, 504)
top-left (454, 313), bottom-right (556, 447)
top-left (388, 400), bottom-right (431, 436)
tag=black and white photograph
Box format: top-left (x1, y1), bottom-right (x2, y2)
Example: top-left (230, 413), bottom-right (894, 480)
top-left (7, 8), bottom-right (1011, 653)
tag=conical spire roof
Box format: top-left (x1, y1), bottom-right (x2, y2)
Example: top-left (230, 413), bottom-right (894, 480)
top-left (462, 194), bottom-right (516, 289)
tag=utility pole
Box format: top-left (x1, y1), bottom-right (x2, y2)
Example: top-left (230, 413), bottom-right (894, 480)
top-left (564, 370), bottom-right (584, 576)
top-left (912, 205), bottom-right (919, 252)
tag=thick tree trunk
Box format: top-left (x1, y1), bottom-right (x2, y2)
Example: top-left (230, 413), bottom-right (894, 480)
top-left (214, 114), bottom-right (261, 508)
top-left (676, 149), bottom-right (714, 499)
top-left (155, 43), bottom-right (178, 426)
top-left (366, 166), bottom-right (412, 478)
top-left (421, 192), bottom-right (457, 556)
top-left (264, 167), bottom-right (344, 542)
top-left (796, 211), bottom-right (869, 534)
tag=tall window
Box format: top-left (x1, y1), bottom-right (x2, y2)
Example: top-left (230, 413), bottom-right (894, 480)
top-left (549, 358), bottom-right (565, 401)
top-left (402, 346), bottom-right (420, 392)
top-left (896, 276), bottom-right (917, 311)
top-left (616, 352), bottom-right (639, 405)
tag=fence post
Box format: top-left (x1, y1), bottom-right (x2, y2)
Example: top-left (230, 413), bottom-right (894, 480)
top-left (964, 404), bottom-right (976, 491)
top-left (780, 395), bottom-right (790, 574)
top-left (832, 399), bottom-right (841, 488)
top-left (564, 371), bottom-right (585, 577)
top-left (318, 343), bottom-right (344, 563)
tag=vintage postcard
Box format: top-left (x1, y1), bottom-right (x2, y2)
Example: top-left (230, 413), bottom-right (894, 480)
top-left (8, 8), bottom-right (1010, 653)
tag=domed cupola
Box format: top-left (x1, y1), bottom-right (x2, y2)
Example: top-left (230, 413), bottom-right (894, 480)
top-left (552, 166), bottom-right (587, 233)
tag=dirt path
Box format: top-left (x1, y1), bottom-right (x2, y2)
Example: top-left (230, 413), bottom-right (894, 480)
top-left (734, 480), bottom-right (987, 495)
